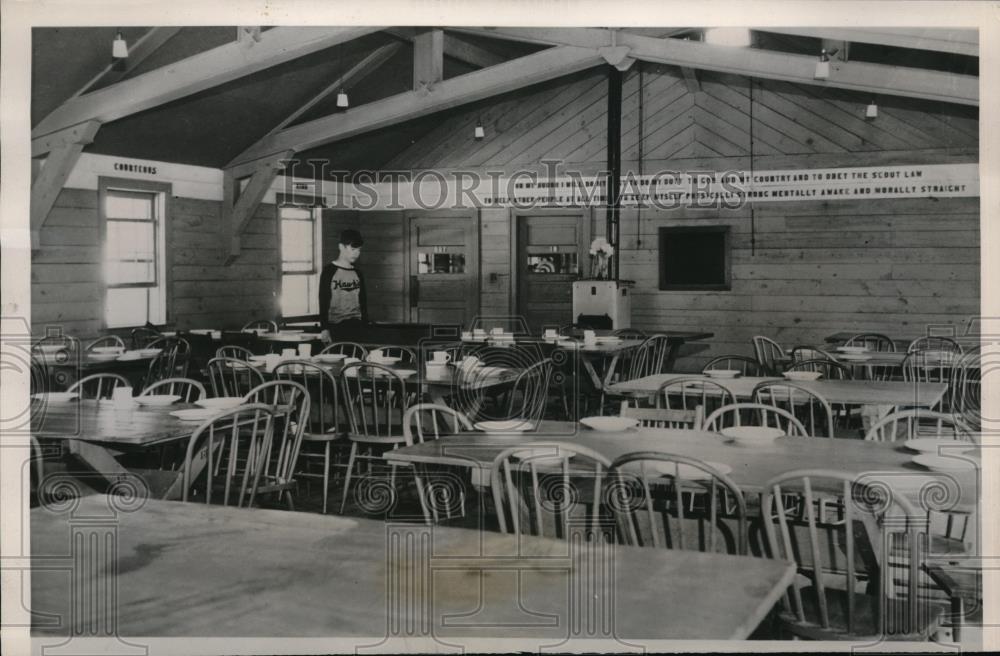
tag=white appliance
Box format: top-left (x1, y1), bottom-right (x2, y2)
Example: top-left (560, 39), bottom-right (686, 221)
top-left (572, 280), bottom-right (633, 329)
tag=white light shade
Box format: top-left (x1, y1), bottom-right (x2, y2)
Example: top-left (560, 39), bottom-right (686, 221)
top-left (814, 60), bottom-right (830, 80)
top-left (703, 28), bottom-right (751, 48)
top-left (474, 123), bottom-right (485, 139)
top-left (866, 103), bottom-right (878, 118)
top-left (112, 32), bottom-right (128, 59)
top-left (336, 90), bottom-right (349, 108)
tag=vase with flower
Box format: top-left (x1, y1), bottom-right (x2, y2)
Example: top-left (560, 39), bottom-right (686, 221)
top-left (589, 237), bottom-right (614, 280)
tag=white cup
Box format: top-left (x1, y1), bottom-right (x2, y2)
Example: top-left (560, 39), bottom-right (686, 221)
top-left (473, 328), bottom-right (486, 337)
top-left (432, 351), bottom-right (451, 363)
top-left (543, 329), bottom-right (558, 340)
top-left (583, 330), bottom-right (597, 345)
top-left (426, 362), bottom-right (447, 380)
top-left (210, 330), bottom-right (222, 340)
top-left (281, 348), bottom-right (296, 359)
top-left (298, 343), bottom-right (312, 358)
top-left (112, 386), bottom-right (134, 410)
top-left (491, 327), bottom-right (504, 335)
top-left (461, 331), bottom-right (472, 341)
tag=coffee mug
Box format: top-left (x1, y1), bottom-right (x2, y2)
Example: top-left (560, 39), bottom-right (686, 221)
top-left (281, 348), bottom-right (296, 358)
top-left (583, 330), bottom-right (597, 345)
top-left (112, 386), bottom-right (134, 410)
top-left (297, 343), bottom-right (312, 357)
top-left (543, 329), bottom-right (558, 339)
top-left (426, 362), bottom-right (447, 380)
top-left (432, 351), bottom-right (451, 363)
top-left (491, 327), bottom-right (504, 335)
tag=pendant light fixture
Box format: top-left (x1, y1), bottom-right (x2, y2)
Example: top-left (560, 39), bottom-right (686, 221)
top-left (112, 29), bottom-right (129, 59)
top-left (335, 41), bottom-right (348, 108)
top-left (474, 117), bottom-right (485, 140)
top-left (336, 89), bottom-right (349, 108)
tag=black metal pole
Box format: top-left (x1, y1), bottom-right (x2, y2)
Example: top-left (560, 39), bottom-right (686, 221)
top-left (606, 65), bottom-right (623, 280)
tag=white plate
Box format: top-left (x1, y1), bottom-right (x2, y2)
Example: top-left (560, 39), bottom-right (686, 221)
top-left (594, 336), bottom-right (622, 343)
top-left (117, 351), bottom-right (148, 361)
top-left (313, 353), bottom-right (346, 363)
top-left (188, 329), bottom-right (214, 335)
top-left (138, 348), bottom-right (162, 357)
top-left (783, 371), bottom-right (822, 381)
top-left (639, 460), bottom-right (733, 480)
top-left (170, 408), bottom-right (221, 422)
top-left (475, 420), bottom-right (535, 433)
top-left (837, 354), bottom-right (872, 362)
top-left (579, 416), bottom-right (640, 432)
top-left (134, 394), bottom-right (181, 407)
top-left (87, 353), bottom-right (121, 362)
top-left (91, 346), bottom-right (124, 355)
top-left (911, 454), bottom-right (980, 473)
top-left (367, 357), bottom-right (402, 365)
top-left (836, 346), bottom-right (868, 354)
top-left (195, 397), bottom-right (244, 410)
top-left (904, 438), bottom-right (975, 454)
top-left (31, 392), bottom-right (78, 403)
top-left (705, 369), bottom-right (740, 379)
top-left (721, 426), bottom-right (785, 443)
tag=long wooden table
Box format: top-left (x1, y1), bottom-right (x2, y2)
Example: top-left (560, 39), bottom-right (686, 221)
top-left (607, 373), bottom-right (948, 408)
top-left (31, 495), bottom-right (795, 643)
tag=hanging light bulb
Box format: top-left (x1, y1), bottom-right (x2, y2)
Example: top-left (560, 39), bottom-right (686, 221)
top-left (814, 47), bottom-right (837, 80)
top-left (866, 99), bottom-right (878, 119)
top-left (336, 88), bottom-right (349, 108)
top-left (474, 118), bottom-right (485, 140)
top-left (112, 30), bottom-right (129, 59)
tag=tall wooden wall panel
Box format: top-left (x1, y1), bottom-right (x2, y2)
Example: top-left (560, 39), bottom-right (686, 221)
top-left (480, 207), bottom-right (511, 315)
top-left (356, 211), bottom-right (406, 322)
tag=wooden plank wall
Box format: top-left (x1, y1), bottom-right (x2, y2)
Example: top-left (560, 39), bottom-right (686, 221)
top-left (355, 211), bottom-right (406, 322)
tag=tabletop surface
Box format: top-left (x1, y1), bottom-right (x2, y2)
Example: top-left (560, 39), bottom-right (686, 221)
top-left (31, 495), bottom-right (794, 641)
top-left (384, 420), bottom-right (979, 507)
top-left (607, 373), bottom-right (948, 407)
top-left (31, 399), bottom-right (199, 445)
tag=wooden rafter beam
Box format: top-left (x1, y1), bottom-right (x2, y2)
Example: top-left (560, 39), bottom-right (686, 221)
top-left (33, 27), bottom-right (381, 139)
top-left (384, 28), bottom-right (506, 69)
top-left (762, 27), bottom-right (978, 57)
top-left (223, 151), bottom-right (293, 264)
top-left (31, 120), bottom-right (101, 250)
top-left (71, 27), bottom-right (182, 99)
top-left (413, 28), bottom-right (444, 90)
top-left (681, 67), bottom-right (701, 93)
top-left (450, 27), bottom-right (978, 106)
top-left (229, 45), bottom-right (603, 167)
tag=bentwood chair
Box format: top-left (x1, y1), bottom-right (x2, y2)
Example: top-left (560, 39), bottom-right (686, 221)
top-left (702, 355), bottom-right (767, 378)
top-left (703, 402), bottom-right (809, 437)
top-left (129, 326), bottom-right (161, 350)
top-left (908, 336), bottom-right (963, 354)
top-left (273, 360), bottom-right (345, 514)
top-left (655, 376), bottom-right (735, 419)
top-left (752, 336), bottom-right (787, 375)
top-left (845, 333), bottom-right (896, 353)
top-left (67, 373), bottom-right (130, 400)
top-left (322, 341), bottom-right (369, 360)
top-left (612, 334), bottom-right (674, 382)
top-left (490, 443), bottom-right (613, 540)
top-left (144, 337), bottom-right (191, 385)
top-left (403, 403), bottom-right (474, 524)
top-left (207, 357), bottom-right (266, 398)
top-left (786, 359), bottom-right (853, 380)
top-left (752, 381), bottom-right (835, 438)
top-left (85, 335), bottom-right (126, 352)
top-left (216, 345), bottom-right (255, 361)
top-left (864, 409), bottom-right (975, 443)
top-left (761, 470), bottom-right (948, 640)
top-left (950, 347), bottom-right (981, 429)
top-left (339, 362), bottom-right (413, 514)
top-left (609, 452), bottom-right (748, 554)
top-left (369, 345), bottom-right (417, 365)
top-left (902, 351), bottom-right (958, 412)
top-left (243, 319), bottom-right (278, 333)
top-left (140, 377), bottom-right (206, 402)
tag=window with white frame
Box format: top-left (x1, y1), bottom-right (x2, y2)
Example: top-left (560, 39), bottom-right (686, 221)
top-left (279, 205), bottom-right (320, 317)
top-left (101, 179), bottom-right (169, 328)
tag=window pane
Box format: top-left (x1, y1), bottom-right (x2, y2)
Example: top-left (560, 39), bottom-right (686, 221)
top-left (281, 274), bottom-right (310, 316)
top-left (526, 253), bottom-right (577, 274)
top-left (105, 287), bottom-right (149, 328)
top-left (106, 220), bottom-right (156, 285)
top-left (106, 191), bottom-right (154, 219)
top-left (417, 251), bottom-right (465, 274)
top-left (281, 219), bottom-right (314, 272)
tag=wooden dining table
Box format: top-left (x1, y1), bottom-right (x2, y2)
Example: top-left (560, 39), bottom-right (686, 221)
top-left (30, 495), bottom-right (796, 643)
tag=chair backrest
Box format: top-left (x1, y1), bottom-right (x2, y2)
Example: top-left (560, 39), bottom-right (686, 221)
top-left (322, 341), bottom-right (369, 359)
top-left (86, 335), bottom-right (125, 351)
top-left (785, 358), bottom-right (853, 380)
top-left (845, 333), bottom-right (896, 352)
top-left (403, 403), bottom-right (473, 446)
top-left (902, 351), bottom-right (957, 410)
top-left (490, 442), bottom-right (612, 540)
top-left (369, 345), bottom-right (417, 365)
top-left (950, 347), bottom-right (981, 429)
top-left (761, 469), bottom-right (930, 639)
top-left (181, 403), bottom-right (276, 507)
top-left (752, 381), bottom-right (835, 438)
top-left (130, 327), bottom-right (161, 349)
top-left (243, 319), bottom-right (278, 333)
top-left (240, 380), bottom-right (310, 495)
top-left (702, 355), bottom-right (766, 377)
top-left (272, 360), bottom-right (341, 438)
top-left (145, 337), bottom-right (191, 383)
top-left (620, 400), bottom-right (702, 430)
top-left (217, 345), bottom-right (255, 361)
top-left (206, 357), bottom-right (267, 398)
top-left (907, 336), bottom-right (962, 354)
top-left (789, 346), bottom-right (835, 362)
top-left (703, 402), bottom-right (809, 437)
top-left (864, 409), bottom-right (975, 442)
top-left (340, 362), bottom-right (411, 440)
top-left (752, 336), bottom-right (785, 375)
top-left (32, 334), bottom-right (79, 359)
top-left (617, 334), bottom-right (674, 381)
top-left (67, 373), bottom-right (130, 400)
top-left (655, 376), bottom-right (735, 418)
top-left (503, 358), bottom-right (553, 423)
top-left (140, 377), bottom-right (206, 402)
top-left (608, 451), bottom-right (747, 554)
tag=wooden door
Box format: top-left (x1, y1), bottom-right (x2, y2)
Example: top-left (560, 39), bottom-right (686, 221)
top-left (515, 211), bottom-right (590, 334)
top-left (406, 212), bottom-right (479, 326)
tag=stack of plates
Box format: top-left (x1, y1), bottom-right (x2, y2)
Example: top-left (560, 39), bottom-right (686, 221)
top-left (135, 394), bottom-right (181, 407)
top-left (579, 416), bottom-right (639, 432)
top-left (705, 369), bottom-right (740, 379)
top-left (474, 420), bottom-right (534, 433)
top-left (720, 426), bottom-right (784, 445)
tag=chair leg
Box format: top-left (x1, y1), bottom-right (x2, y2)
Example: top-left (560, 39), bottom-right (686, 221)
top-left (413, 471), bottom-right (432, 525)
top-left (322, 443), bottom-right (330, 515)
top-left (339, 442), bottom-right (358, 514)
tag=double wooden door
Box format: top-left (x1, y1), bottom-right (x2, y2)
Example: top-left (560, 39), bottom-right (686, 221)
top-left (406, 212), bottom-right (479, 326)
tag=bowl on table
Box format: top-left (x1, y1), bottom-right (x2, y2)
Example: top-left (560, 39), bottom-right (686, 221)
top-left (31, 392), bottom-right (79, 404)
top-left (474, 420), bottom-right (535, 433)
top-left (704, 369), bottom-right (740, 379)
top-left (720, 426), bottom-right (785, 445)
top-left (138, 348), bottom-right (162, 357)
top-left (170, 408), bottom-right (224, 422)
top-left (135, 394), bottom-right (182, 407)
top-left (579, 416), bottom-right (640, 432)
top-left (782, 371), bottom-right (822, 381)
top-left (195, 397), bottom-right (244, 410)
top-left (367, 356), bottom-right (402, 366)
top-left (911, 453), bottom-right (980, 473)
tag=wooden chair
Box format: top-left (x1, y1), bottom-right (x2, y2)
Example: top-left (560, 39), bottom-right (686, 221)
top-left (752, 381), bottom-right (835, 438)
top-left (339, 362), bottom-right (413, 514)
top-left (864, 409), bottom-right (975, 443)
top-left (369, 345), bottom-right (417, 365)
top-left (490, 442), bottom-right (612, 540)
top-left (908, 336), bottom-right (962, 354)
top-left (484, 357), bottom-right (553, 424)
top-left (608, 451), bottom-right (747, 554)
top-left (144, 336), bottom-right (191, 385)
top-left (216, 345), bottom-right (255, 361)
top-left (790, 346), bottom-right (836, 362)
top-left (761, 470), bottom-right (947, 640)
top-left (619, 401), bottom-right (702, 430)
top-left (403, 403), bottom-right (474, 524)
top-left (85, 335), bottom-right (125, 351)
top-left (655, 376), bottom-right (735, 419)
top-left (950, 347), bottom-right (981, 429)
top-left (322, 341), bottom-right (369, 359)
top-left (614, 334), bottom-right (674, 381)
top-left (206, 357), bottom-right (266, 398)
top-left (273, 360), bottom-right (344, 514)
top-left (612, 328), bottom-right (647, 339)
top-left (786, 359), bottom-right (853, 380)
top-left (243, 319), bottom-right (278, 333)
top-left (845, 333), bottom-right (896, 352)
top-left (703, 402), bottom-right (809, 437)
top-left (752, 336), bottom-right (786, 375)
top-left (702, 355), bottom-right (766, 377)
top-left (140, 377), bottom-right (206, 402)
top-left (902, 351), bottom-right (957, 411)
top-left (129, 326), bottom-right (161, 349)
top-left (67, 373), bottom-right (129, 400)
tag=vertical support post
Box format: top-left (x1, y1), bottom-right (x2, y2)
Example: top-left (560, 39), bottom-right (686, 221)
top-left (605, 66), bottom-right (623, 281)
